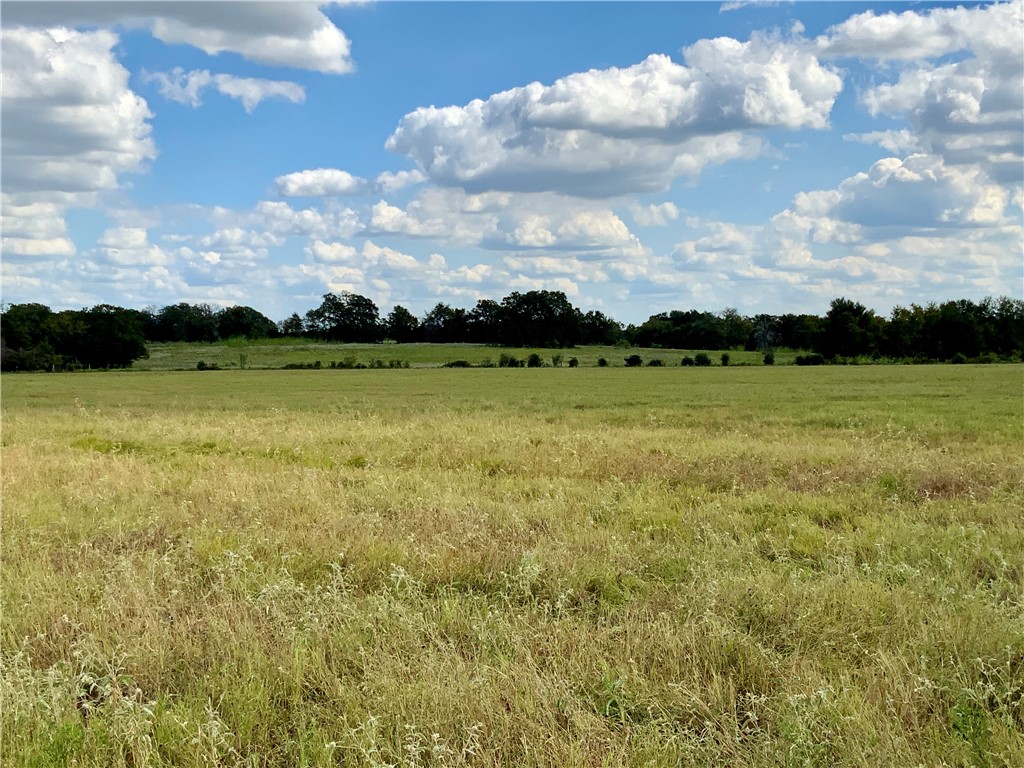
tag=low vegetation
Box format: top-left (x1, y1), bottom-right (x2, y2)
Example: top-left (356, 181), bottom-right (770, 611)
top-left (3, 365), bottom-right (1022, 766)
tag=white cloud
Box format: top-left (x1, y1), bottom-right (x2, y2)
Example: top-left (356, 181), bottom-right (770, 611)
top-left (306, 240), bottom-right (358, 263)
top-left (375, 169), bottom-right (427, 193)
top-left (276, 168), bottom-right (367, 197)
top-left (818, 2), bottom-right (1022, 61)
top-left (94, 226), bottom-right (172, 266)
top-left (387, 35), bottom-right (842, 197)
top-left (212, 74), bottom-right (305, 113)
top-left (824, 2), bottom-right (1023, 185)
top-left (1, 27), bottom-right (155, 202)
top-left (630, 202), bottom-right (680, 227)
top-left (1, 27), bottom-right (155, 261)
top-left (146, 68), bottom-right (305, 112)
top-left (3, 3), bottom-right (354, 74)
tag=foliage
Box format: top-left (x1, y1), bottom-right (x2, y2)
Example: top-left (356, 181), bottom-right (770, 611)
top-left (624, 354), bottom-right (643, 367)
top-left (720, 352), bottom-right (730, 367)
top-left (694, 352), bottom-right (712, 367)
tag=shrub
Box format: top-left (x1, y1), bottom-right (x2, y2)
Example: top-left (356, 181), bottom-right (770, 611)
top-left (694, 353), bottom-right (711, 367)
top-left (552, 353), bottom-right (563, 367)
top-left (527, 353), bottom-right (544, 368)
top-left (647, 358), bottom-right (664, 367)
top-left (681, 356), bottom-right (694, 367)
top-left (498, 353), bottom-right (522, 368)
top-left (795, 354), bottom-right (826, 366)
top-left (763, 352), bottom-right (775, 366)
top-left (568, 357), bottom-right (579, 368)
top-left (196, 360), bottom-right (207, 371)
top-left (720, 353), bottom-right (730, 367)
top-left (597, 357), bottom-right (609, 367)
top-left (444, 360), bottom-right (471, 368)
top-left (624, 354), bottom-right (643, 367)
top-left (950, 352), bottom-right (968, 365)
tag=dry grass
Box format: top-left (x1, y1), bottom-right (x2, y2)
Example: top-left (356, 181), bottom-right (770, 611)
top-left (2, 366), bottom-right (1022, 766)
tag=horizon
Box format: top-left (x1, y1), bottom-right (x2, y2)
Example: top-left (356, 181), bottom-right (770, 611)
top-left (2, 1), bottom-right (1022, 325)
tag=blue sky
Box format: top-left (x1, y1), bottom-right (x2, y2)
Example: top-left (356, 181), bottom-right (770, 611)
top-left (2, 1), bottom-right (1021, 324)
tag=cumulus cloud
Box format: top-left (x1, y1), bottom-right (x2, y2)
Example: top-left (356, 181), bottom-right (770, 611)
top-left (275, 168), bottom-right (367, 197)
top-left (3, 2), bottom-right (354, 74)
top-left (387, 34), bottom-right (842, 197)
top-left (146, 68), bottom-right (305, 112)
top-left (824, 2), bottom-right (1023, 184)
top-left (1, 27), bottom-right (155, 201)
top-left (94, 227), bottom-right (172, 266)
top-left (1, 26), bottom-right (155, 260)
top-left (630, 202), bottom-right (680, 227)
top-left (375, 169), bottom-right (427, 193)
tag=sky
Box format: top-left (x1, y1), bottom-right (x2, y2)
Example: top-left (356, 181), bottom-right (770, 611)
top-left (1, 1), bottom-right (1022, 324)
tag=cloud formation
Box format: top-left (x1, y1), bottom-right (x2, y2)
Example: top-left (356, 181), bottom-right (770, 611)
top-left (146, 68), bottom-right (306, 112)
top-left (2, 2), bottom-right (354, 73)
top-left (275, 169), bottom-right (367, 197)
top-left (387, 35), bottom-right (842, 197)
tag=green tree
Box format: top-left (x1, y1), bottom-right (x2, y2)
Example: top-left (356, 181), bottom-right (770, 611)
top-left (384, 305), bottom-right (419, 343)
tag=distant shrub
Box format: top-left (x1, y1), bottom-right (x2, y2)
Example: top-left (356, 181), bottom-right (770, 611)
top-left (597, 357), bottom-right (609, 367)
top-left (552, 353), bottom-right (563, 367)
top-left (680, 356), bottom-right (694, 367)
top-left (647, 358), bottom-right (664, 367)
top-left (694, 353), bottom-right (711, 367)
top-left (498, 353), bottom-right (522, 368)
top-left (615, 339), bottom-right (631, 348)
top-left (795, 353), bottom-right (825, 366)
top-left (973, 352), bottom-right (998, 364)
top-left (196, 360), bottom-right (209, 371)
top-left (568, 357), bottom-right (579, 368)
top-left (527, 353), bottom-right (544, 368)
top-left (624, 354), bottom-right (643, 367)
top-left (950, 352), bottom-right (968, 365)
top-left (444, 360), bottom-right (471, 368)
top-left (763, 351), bottom-right (775, 366)
top-left (313, 360), bottom-right (322, 369)
top-left (479, 358), bottom-right (495, 368)
top-left (720, 353), bottom-right (730, 367)
top-left (369, 358), bottom-right (386, 369)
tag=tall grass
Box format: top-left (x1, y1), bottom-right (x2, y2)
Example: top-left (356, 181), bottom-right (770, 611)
top-left (2, 366), bottom-right (1022, 766)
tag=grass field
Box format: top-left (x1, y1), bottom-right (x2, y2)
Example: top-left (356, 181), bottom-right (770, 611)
top-left (134, 340), bottom-right (786, 371)
top-left (2, 366), bottom-right (1023, 766)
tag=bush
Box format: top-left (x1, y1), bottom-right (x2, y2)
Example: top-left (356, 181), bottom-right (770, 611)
top-left (763, 351), bottom-right (775, 366)
top-left (498, 353), bottom-right (522, 368)
top-left (196, 360), bottom-right (207, 371)
top-left (624, 354), bottom-right (643, 367)
top-left (552, 353), bottom-right (563, 367)
top-left (568, 357), bottom-right (579, 368)
top-left (444, 360), bottom-right (471, 368)
top-left (681, 356), bottom-right (694, 367)
top-left (597, 357), bottom-right (608, 367)
top-left (647, 358), bottom-right (664, 367)
top-left (527, 353), bottom-right (544, 368)
top-left (720, 353), bottom-right (730, 367)
top-left (950, 352), bottom-right (968, 365)
top-left (694, 353), bottom-right (711, 367)
top-left (795, 353), bottom-right (826, 366)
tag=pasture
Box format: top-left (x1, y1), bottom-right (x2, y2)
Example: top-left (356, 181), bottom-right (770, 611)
top-left (2, 365), bottom-right (1022, 766)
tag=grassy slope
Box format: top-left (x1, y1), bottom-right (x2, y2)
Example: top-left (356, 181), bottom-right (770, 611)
top-left (135, 340), bottom-right (784, 371)
top-left (2, 366), bottom-right (1023, 766)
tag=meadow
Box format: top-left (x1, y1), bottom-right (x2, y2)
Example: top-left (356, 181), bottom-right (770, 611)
top-left (134, 340), bottom-right (786, 371)
top-left (2, 365), bottom-right (1022, 766)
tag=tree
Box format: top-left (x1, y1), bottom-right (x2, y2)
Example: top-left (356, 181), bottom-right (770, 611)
top-left (217, 306), bottom-right (277, 340)
top-left (819, 298), bottom-right (882, 359)
top-left (154, 303), bottom-right (219, 342)
top-left (77, 305), bottom-right (149, 368)
top-left (384, 305), bottom-right (419, 343)
top-left (420, 303), bottom-right (469, 343)
top-left (279, 313), bottom-right (305, 337)
top-left (580, 310), bottom-right (624, 346)
top-left (498, 291), bottom-right (581, 347)
top-left (305, 292), bottom-right (381, 342)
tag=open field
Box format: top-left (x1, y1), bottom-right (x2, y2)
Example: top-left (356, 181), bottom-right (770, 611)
top-left (2, 366), bottom-right (1023, 766)
top-left (135, 341), bottom-right (787, 371)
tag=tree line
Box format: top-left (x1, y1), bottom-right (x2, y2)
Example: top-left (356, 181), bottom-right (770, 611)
top-left (2, 291), bottom-right (1021, 371)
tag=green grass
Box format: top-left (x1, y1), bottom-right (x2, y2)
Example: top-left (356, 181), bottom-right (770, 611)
top-left (135, 340), bottom-right (785, 371)
top-left (2, 366), bottom-right (1023, 766)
